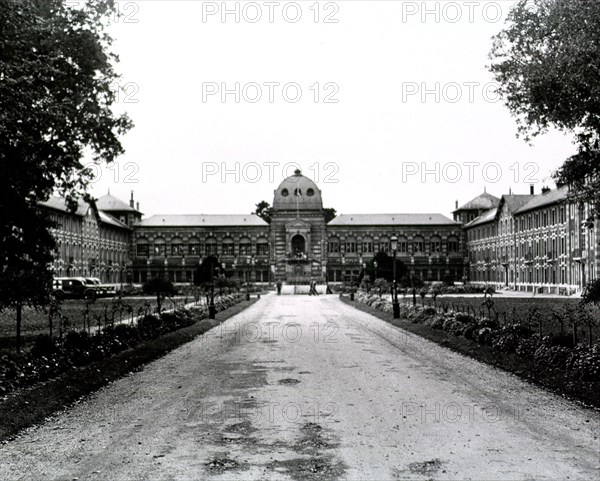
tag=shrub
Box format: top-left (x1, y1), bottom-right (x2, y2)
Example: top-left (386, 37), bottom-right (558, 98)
top-left (455, 312), bottom-right (476, 324)
top-left (567, 344), bottom-right (600, 382)
top-left (476, 327), bottom-right (494, 345)
top-left (137, 314), bottom-right (164, 339)
top-left (31, 335), bottom-right (58, 358)
top-left (515, 334), bottom-right (541, 357)
top-left (534, 342), bottom-right (571, 369)
top-left (462, 322), bottom-right (479, 340)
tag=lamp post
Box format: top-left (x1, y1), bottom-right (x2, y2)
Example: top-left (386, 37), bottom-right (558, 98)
top-left (391, 236), bottom-right (400, 319)
top-left (209, 259), bottom-right (217, 319)
top-left (341, 254), bottom-right (346, 287)
top-left (374, 261), bottom-right (378, 281)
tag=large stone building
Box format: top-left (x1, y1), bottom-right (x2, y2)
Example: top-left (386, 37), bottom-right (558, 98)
top-left (463, 185), bottom-right (599, 293)
top-left (43, 170), bottom-right (598, 293)
top-left (131, 170), bottom-right (466, 284)
top-left (41, 194), bottom-right (139, 283)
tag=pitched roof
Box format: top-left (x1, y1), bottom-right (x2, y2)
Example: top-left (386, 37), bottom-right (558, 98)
top-left (137, 214), bottom-right (268, 227)
top-left (40, 196), bottom-right (91, 217)
top-left (514, 186), bottom-right (568, 214)
top-left (98, 211), bottom-right (131, 230)
top-left (502, 194), bottom-right (535, 213)
top-left (328, 213), bottom-right (458, 226)
top-left (454, 192), bottom-right (500, 212)
top-left (96, 193), bottom-right (140, 213)
top-left (464, 208), bottom-right (498, 228)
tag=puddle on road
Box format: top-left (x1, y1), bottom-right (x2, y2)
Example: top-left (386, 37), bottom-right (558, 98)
top-left (266, 422), bottom-right (346, 480)
top-left (278, 378), bottom-right (301, 385)
top-left (392, 458), bottom-right (445, 478)
top-left (267, 456), bottom-right (345, 481)
top-left (204, 454), bottom-right (248, 474)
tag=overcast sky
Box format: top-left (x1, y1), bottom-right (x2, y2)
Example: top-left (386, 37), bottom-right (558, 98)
top-left (90, 0), bottom-right (576, 219)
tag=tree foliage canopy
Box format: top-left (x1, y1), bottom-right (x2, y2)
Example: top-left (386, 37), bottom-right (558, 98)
top-left (0, 0), bottom-right (132, 309)
top-left (489, 0), bottom-right (600, 222)
top-left (254, 201), bottom-right (273, 224)
top-left (194, 256), bottom-right (224, 286)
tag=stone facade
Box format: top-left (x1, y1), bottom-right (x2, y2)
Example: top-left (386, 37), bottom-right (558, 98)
top-left (41, 196), bottom-right (133, 283)
top-left (42, 172), bottom-right (598, 293)
top-left (464, 186), bottom-right (599, 293)
top-left (130, 170), bottom-right (465, 284)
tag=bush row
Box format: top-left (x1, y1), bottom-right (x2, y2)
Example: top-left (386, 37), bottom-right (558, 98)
top-left (0, 294), bottom-right (244, 395)
top-left (355, 292), bottom-right (600, 383)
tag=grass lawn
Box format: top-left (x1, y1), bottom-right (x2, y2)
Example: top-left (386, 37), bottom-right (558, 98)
top-left (0, 296), bottom-right (194, 349)
top-left (405, 295), bottom-right (598, 339)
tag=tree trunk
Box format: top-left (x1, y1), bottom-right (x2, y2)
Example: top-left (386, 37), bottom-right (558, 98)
top-left (572, 322), bottom-right (578, 346)
top-left (157, 291), bottom-right (162, 314)
top-left (16, 301), bottom-right (22, 353)
top-left (588, 322), bottom-right (593, 347)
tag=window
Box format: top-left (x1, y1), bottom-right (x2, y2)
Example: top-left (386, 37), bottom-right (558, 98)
top-left (136, 239), bottom-right (149, 256)
top-left (379, 236), bottom-right (390, 253)
top-left (205, 237), bottom-right (218, 255)
top-left (430, 236), bottom-right (442, 254)
top-left (171, 238), bottom-right (184, 256)
top-left (328, 237), bottom-right (340, 253)
top-left (257, 238), bottom-right (269, 256)
top-left (447, 236), bottom-right (459, 254)
top-left (307, 188), bottom-right (315, 196)
top-left (345, 236), bottom-right (357, 253)
top-left (362, 236), bottom-right (373, 253)
top-left (222, 237), bottom-right (235, 256)
top-left (413, 236), bottom-right (424, 253)
top-left (153, 238), bottom-right (166, 255)
top-left (188, 238), bottom-right (201, 256)
top-left (397, 236), bottom-right (408, 253)
top-left (294, 188), bottom-right (302, 196)
top-left (281, 188), bottom-right (289, 197)
top-left (239, 237), bottom-right (251, 255)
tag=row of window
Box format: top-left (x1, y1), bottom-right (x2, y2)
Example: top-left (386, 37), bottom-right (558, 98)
top-left (470, 235), bottom-right (584, 262)
top-left (469, 206), bottom-right (569, 241)
top-left (137, 242), bottom-right (270, 257)
top-left (327, 238), bottom-right (460, 255)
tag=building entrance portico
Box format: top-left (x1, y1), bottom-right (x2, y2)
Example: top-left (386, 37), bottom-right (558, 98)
top-left (291, 234), bottom-right (306, 256)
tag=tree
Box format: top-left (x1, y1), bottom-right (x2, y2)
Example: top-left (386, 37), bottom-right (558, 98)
top-left (194, 256), bottom-right (224, 287)
top-left (254, 201), bottom-right (273, 224)
top-left (489, 0), bottom-right (600, 223)
top-left (0, 0), bottom-right (132, 328)
top-left (142, 277), bottom-right (177, 314)
top-left (323, 208), bottom-right (337, 223)
top-left (366, 252), bottom-right (407, 284)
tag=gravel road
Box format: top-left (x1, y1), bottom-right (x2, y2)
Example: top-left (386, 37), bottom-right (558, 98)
top-left (0, 294), bottom-right (598, 480)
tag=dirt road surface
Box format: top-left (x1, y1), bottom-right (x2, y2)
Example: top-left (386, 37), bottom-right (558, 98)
top-left (1, 294), bottom-right (598, 480)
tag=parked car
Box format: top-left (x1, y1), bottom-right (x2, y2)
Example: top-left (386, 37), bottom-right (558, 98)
top-left (52, 277), bottom-right (117, 300)
top-left (52, 277), bottom-right (99, 300)
top-left (84, 278), bottom-right (118, 297)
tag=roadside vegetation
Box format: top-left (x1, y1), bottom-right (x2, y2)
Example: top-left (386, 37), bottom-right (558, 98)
top-left (0, 295), bottom-right (258, 441)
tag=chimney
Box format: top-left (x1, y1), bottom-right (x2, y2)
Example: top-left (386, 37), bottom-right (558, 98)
top-left (455, 200), bottom-right (458, 210)
top-left (130, 190), bottom-right (135, 208)
top-left (136, 201), bottom-right (140, 211)
top-left (530, 185), bottom-right (534, 195)
top-left (509, 187), bottom-right (512, 195)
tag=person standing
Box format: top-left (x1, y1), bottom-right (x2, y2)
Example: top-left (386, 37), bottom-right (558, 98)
top-left (276, 280), bottom-right (282, 295)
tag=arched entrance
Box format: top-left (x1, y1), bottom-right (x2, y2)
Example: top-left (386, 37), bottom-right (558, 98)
top-left (291, 234), bottom-right (306, 257)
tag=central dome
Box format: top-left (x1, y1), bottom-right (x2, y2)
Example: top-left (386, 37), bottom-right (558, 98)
top-left (273, 169), bottom-right (323, 211)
